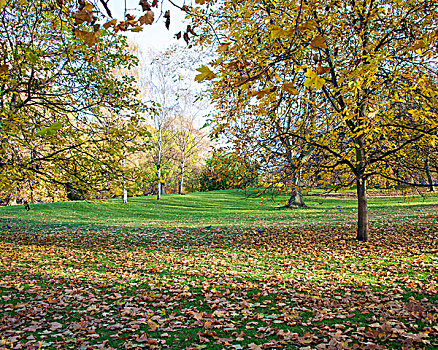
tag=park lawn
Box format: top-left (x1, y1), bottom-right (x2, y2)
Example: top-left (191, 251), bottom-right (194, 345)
top-left (0, 190), bottom-right (437, 349)
top-left (0, 188), bottom-right (437, 229)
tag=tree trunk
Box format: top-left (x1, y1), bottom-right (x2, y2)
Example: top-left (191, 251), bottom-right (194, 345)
top-left (287, 187), bottom-right (306, 207)
top-left (123, 188), bottom-right (128, 204)
top-left (425, 153), bottom-right (435, 192)
top-left (157, 164), bottom-right (161, 200)
top-left (157, 127), bottom-right (162, 200)
top-left (287, 171), bottom-right (306, 207)
top-left (179, 157), bottom-right (185, 195)
top-left (356, 177), bottom-right (369, 242)
top-left (122, 157), bottom-right (128, 204)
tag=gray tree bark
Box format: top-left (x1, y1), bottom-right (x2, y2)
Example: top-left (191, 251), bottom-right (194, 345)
top-left (356, 176), bottom-right (369, 242)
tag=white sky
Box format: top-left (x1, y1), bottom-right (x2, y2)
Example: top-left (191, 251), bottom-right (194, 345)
top-left (103, 0), bottom-right (188, 50)
top-left (99, 1), bottom-right (219, 144)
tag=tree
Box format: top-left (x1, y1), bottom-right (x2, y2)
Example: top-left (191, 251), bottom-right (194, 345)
top-left (192, 0), bottom-right (438, 241)
top-left (141, 51), bottom-right (179, 199)
top-left (166, 74), bottom-right (210, 195)
top-left (139, 45), bottom-right (212, 198)
top-left (0, 0), bottom-right (148, 200)
top-left (168, 113), bottom-right (207, 194)
top-left (200, 151), bottom-right (259, 192)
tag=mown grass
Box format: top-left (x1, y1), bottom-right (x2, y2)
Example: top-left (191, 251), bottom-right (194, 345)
top-left (0, 189), bottom-right (437, 350)
top-left (1, 188), bottom-right (437, 228)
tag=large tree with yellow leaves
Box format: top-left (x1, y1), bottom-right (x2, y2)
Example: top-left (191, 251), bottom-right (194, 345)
top-left (0, 0), bottom-right (148, 200)
top-left (192, 0), bottom-right (438, 241)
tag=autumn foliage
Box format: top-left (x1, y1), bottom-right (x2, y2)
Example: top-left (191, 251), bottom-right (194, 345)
top-left (200, 152), bottom-right (259, 191)
top-left (1, 193), bottom-right (437, 349)
top-left (191, 0), bottom-right (438, 241)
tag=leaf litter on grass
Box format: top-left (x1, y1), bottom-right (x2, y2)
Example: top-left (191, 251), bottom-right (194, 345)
top-left (0, 217), bottom-right (438, 350)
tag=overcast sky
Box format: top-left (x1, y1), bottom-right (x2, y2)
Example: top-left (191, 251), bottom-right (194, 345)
top-left (99, 1), bottom-right (217, 137)
top-left (102, 0), bottom-right (188, 50)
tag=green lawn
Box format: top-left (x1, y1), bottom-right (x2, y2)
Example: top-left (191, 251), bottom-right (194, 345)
top-left (1, 188), bottom-right (437, 229)
top-left (1, 190), bottom-right (437, 349)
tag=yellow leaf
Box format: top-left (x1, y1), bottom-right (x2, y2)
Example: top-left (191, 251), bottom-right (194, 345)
top-left (0, 64), bottom-right (9, 74)
top-left (299, 20), bottom-right (317, 31)
top-left (131, 26), bottom-right (143, 32)
top-left (412, 39), bottom-right (426, 51)
top-left (74, 29), bottom-right (99, 47)
top-left (103, 19), bottom-right (117, 29)
top-left (304, 68), bottom-right (325, 90)
top-left (310, 35), bottom-right (327, 50)
top-left (217, 44), bottom-right (229, 52)
top-left (147, 320), bottom-right (158, 331)
top-left (249, 88), bottom-right (276, 100)
top-left (139, 11), bottom-right (154, 25)
top-left (73, 9), bottom-right (95, 24)
top-left (271, 28), bottom-right (284, 39)
top-left (195, 0), bottom-right (206, 4)
top-left (282, 82), bottom-right (299, 95)
top-left (195, 65), bottom-right (216, 82)
top-left (316, 62), bottom-right (330, 75)
top-left (84, 3), bottom-right (94, 12)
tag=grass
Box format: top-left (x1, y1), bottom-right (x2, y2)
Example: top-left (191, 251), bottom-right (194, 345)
top-left (0, 189), bottom-right (437, 349)
top-left (1, 188), bottom-right (437, 229)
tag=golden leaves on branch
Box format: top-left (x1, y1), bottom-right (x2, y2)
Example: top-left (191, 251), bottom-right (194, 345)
top-left (74, 29), bottom-right (100, 47)
top-left (72, 2), bottom-right (96, 25)
top-left (0, 64), bottom-right (9, 74)
top-left (139, 11), bottom-right (155, 26)
top-left (195, 66), bottom-right (216, 82)
top-left (310, 35), bottom-right (327, 50)
top-left (304, 69), bottom-right (325, 90)
top-left (316, 62), bottom-right (330, 75)
top-left (282, 82), bottom-right (299, 95)
top-left (103, 19), bottom-right (117, 30)
top-left (249, 87), bottom-right (277, 100)
top-left (73, 0), bottom-right (160, 46)
top-left (71, 1), bottom-right (100, 46)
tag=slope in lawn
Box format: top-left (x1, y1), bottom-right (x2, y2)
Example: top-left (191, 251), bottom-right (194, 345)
top-left (0, 190), bottom-right (437, 349)
top-left (1, 189), bottom-right (437, 229)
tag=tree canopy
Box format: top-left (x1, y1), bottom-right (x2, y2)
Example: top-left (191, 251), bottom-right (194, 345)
top-left (192, 0), bottom-right (438, 241)
top-left (0, 0), bottom-right (149, 199)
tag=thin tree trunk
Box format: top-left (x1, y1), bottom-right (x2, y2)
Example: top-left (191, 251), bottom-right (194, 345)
top-left (157, 127), bottom-right (162, 200)
top-left (157, 164), bottom-right (161, 200)
top-left (425, 152), bottom-right (435, 192)
top-left (122, 157), bottom-right (127, 204)
top-left (179, 158), bottom-right (185, 195)
top-left (356, 177), bottom-right (369, 242)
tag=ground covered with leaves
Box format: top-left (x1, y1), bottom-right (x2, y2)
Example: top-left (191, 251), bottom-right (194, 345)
top-left (1, 194), bottom-right (438, 349)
